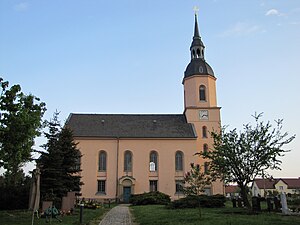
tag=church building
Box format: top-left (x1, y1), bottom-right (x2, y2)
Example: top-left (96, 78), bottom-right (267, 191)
top-left (66, 14), bottom-right (224, 202)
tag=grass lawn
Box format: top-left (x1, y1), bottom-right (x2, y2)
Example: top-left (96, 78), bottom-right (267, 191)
top-left (131, 204), bottom-right (300, 225)
top-left (0, 206), bottom-right (110, 225)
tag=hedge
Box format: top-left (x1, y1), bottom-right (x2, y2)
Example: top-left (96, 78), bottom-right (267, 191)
top-left (130, 191), bottom-right (171, 206)
top-left (167, 194), bottom-right (226, 209)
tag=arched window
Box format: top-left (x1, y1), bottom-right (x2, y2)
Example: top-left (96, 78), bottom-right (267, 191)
top-left (203, 144), bottom-right (208, 153)
top-left (202, 126), bottom-right (208, 138)
top-left (199, 85), bottom-right (206, 101)
top-left (196, 48), bottom-right (200, 58)
top-left (175, 151), bottom-right (183, 171)
top-left (204, 162), bottom-right (209, 174)
top-left (150, 151), bottom-right (158, 171)
top-left (98, 151), bottom-right (107, 171)
top-left (124, 151), bottom-right (132, 172)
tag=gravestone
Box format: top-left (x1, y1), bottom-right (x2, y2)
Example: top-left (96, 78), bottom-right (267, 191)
top-left (61, 192), bottom-right (77, 213)
top-left (237, 197), bottom-right (243, 208)
top-left (266, 198), bottom-right (273, 212)
top-left (232, 198), bottom-right (237, 208)
top-left (252, 196), bottom-right (261, 212)
top-left (274, 196), bottom-right (281, 211)
top-left (280, 192), bottom-right (289, 214)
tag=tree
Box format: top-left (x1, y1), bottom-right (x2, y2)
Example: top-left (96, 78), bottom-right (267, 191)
top-left (0, 78), bottom-right (46, 186)
top-left (39, 112), bottom-right (64, 204)
top-left (58, 126), bottom-right (82, 193)
top-left (201, 113), bottom-right (295, 208)
top-left (183, 163), bottom-right (212, 219)
top-left (39, 112), bottom-right (82, 206)
top-left (183, 163), bottom-right (212, 196)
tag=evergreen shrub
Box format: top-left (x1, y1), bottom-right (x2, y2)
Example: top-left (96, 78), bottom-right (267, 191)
top-left (167, 194), bottom-right (226, 209)
top-left (130, 191), bottom-right (171, 205)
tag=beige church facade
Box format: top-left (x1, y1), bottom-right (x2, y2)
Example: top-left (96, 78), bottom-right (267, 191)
top-left (66, 14), bottom-right (224, 202)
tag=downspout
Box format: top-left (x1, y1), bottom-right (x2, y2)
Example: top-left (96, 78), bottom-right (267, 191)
top-left (115, 137), bottom-right (120, 202)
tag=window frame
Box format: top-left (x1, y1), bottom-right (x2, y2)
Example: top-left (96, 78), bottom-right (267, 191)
top-left (199, 85), bottom-right (206, 101)
top-left (175, 151), bottom-right (184, 171)
top-left (149, 151), bottom-right (158, 171)
top-left (149, 180), bottom-right (158, 192)
top-left (203, 144), bottom-right (208, 153)
top-left (97, 180), bottom-right (106, 194)
top-left (202, 126), bottom-right (208, 138)
top-left (98, 150), bottom-right (107, 171)
top-left (124, 150), bottom-right (132, 172)
top-left (175, 180), bottom-right (184, 194)
top-left (204, 162), bottom-right (209, 174)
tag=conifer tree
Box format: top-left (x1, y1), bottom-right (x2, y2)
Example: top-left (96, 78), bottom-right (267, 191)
top-left (39, 112), bottom-right (64, 204)
top-left (39, 112), bottom-right (82, 206)
top-left (58, 126), bottom-right (82, 193)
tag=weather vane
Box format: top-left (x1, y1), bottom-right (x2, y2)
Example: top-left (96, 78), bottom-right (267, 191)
top-left (193, 6), bottom-right (199, 15)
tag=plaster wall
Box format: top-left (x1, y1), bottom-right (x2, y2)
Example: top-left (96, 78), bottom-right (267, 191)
top-left (76, 137), bottom-right (198, 200)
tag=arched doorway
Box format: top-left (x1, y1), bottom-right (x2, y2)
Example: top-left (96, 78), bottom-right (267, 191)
top-left (119, 176), bottom-right (135, 203)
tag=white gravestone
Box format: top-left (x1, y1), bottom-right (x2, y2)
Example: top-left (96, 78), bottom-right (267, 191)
top-left (280, 192), bottom-right (289, 214)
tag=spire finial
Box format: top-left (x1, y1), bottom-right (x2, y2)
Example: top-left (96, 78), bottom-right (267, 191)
top-left (193, 6), bottom-right (199, 16)
top-left (193, 6), bottom-right (200, 38)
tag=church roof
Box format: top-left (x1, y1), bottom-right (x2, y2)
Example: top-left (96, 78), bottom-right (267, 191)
top-left (66, 114), bottom-right (197, 139)
top-left (184, 59), bottom-right (214, 78)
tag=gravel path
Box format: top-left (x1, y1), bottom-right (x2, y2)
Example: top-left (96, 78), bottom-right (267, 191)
top-left (99, 204), bottom-right (133, 225)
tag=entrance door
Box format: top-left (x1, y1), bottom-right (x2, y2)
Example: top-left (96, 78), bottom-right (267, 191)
top-left (123, 187), bottom-right (131, 203)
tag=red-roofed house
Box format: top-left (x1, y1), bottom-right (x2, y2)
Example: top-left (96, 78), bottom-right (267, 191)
top-left (225, 185), bottom-right (240, 198)
top-left (252, 178), bottom-right (300, 196)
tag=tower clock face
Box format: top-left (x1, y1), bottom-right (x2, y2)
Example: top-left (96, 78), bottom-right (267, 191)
top-left (199, 110), bottom-right (209, 120)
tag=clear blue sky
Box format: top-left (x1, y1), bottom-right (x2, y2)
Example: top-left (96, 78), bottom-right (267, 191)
top-left (1, 0), bottom-right (299, 177)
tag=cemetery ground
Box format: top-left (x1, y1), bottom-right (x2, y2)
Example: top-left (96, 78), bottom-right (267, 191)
top-left (1, 201), bottom-right (300, 225)
top-left (0, 206), bottom-right (110, 225)
top-left (130, 201), bottom-right (300, 225)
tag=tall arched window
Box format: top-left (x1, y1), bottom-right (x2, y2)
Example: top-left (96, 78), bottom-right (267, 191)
top-left (203, 144), bottom-right (208, 153)
top-left (202, 126), bottom-right (208, 138)
top-left (98, 151), bottom-right (107, 171)
top-left (204, 162), bottom-right (209, 174)
top-left (150, 151), bottom-right (158, 171)
top-left (124, 151), bottom-right (132, 172)
top-left (199, 85), bottom-right (206, 101)
top-left (175, 151), bottom-right (183, 171)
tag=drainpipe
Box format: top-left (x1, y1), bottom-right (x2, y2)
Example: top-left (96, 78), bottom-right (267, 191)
top-left (115, 137), bottom-right (120, 202)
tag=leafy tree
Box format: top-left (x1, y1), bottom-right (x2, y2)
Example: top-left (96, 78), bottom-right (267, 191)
top-left (183, 163), bottom-right (212, 196)
top-left (201, 113), bottom-right (295, 208)
top-left (183, 163), bottom-right (212, 219)
top-left (0, 171), bottom-right (31, 210)
top-left (0, 78), bottom-right (46, 186)
top-left (39, 112), bottom-right (81, 206)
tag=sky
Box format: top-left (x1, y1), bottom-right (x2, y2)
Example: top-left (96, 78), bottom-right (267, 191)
top-left (0, 0), bottom-right (299, 177)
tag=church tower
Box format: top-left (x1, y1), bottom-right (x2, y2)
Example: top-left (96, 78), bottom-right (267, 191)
top-left (183, 13), bottom-right (223, 195)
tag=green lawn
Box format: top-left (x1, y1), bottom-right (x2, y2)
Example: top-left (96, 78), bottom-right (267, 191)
top-left (131, 204), bottom-right (300, 225)
top-left (0, 207), bottom-right (110, 225)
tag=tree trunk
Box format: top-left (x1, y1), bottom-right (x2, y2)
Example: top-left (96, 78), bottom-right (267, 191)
top-left (240, 185), bottom-right (251, 209)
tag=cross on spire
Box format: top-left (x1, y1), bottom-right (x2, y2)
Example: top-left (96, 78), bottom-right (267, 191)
top-left (193, 6), bottom-right (199, 15)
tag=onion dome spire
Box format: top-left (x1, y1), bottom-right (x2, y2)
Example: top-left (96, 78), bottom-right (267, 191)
top-left (190, 12), bottom-right (205, 60)
top-left (184, 9), bottom-right (215, 78)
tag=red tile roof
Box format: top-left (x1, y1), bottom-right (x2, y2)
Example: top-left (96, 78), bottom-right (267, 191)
top-left (225, 185), bottom-right (239, 193)
top-left (254, 178), bottom-right (300, 189)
